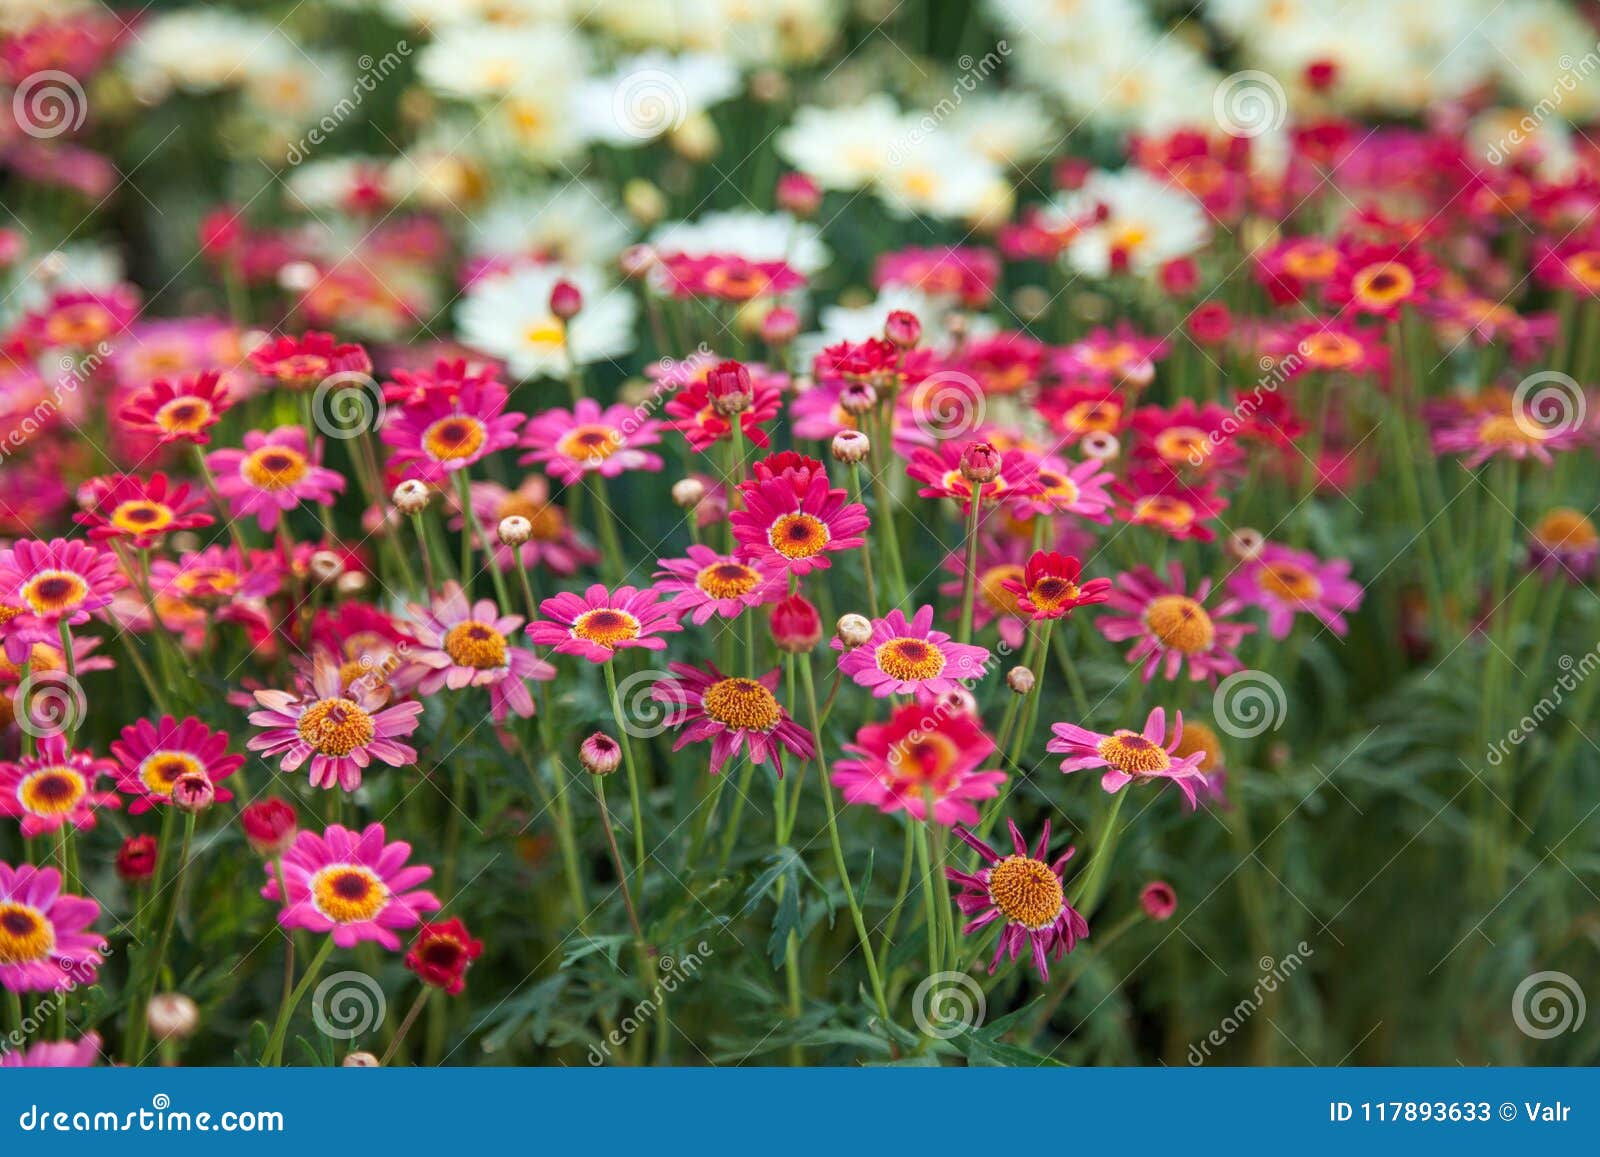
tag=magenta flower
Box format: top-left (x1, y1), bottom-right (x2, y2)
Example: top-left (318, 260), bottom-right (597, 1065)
top-left (520, 399), bottom-right (664, 484)
top-left (261, 823), bottom-right (440, 949)
top-left (0, 735), bottom-right (120, 838)
top-left (730, 472), bottom-right (870, 578)
top-left (110, 715), bottom-right (244, 815)
top-left (381, 379), bottom-right (523, 482)
top-left (833, 605), bottom-right (990, 698)
top-left (0, 538), bottom-right (125, 659)
top-left (397, 582), bottom-right (554, 721)
top-left (206, 425), bottom-right (346, 531)
top-left (453, 479), bottom-right (598, 575)
top-left (651, 662), bottom-right (814, 777)
top-left (0, 863), bottom-right (107, 992)
top-left (1098, 563), bottom-right (1252, 682)
top-left (525, 583), bottom-right (682, 663)
top-left (247, 657), bottom-right (423, 791)
top-left (1009, 455), bottom-right (1116, 521)
top-left (654, 545), bottom-right (786, 625)
top-left (946, 820), bottom-right (1088, 981)
top-left (72, 472), bottom-right (214, 548)
top-left (1048, 707), bottom-right (1208, 808)
top-left (832, 702), bottom-right (1006, 826)
top-left (0, 1032), bottom-right (102, 1067)
top-left (1227, 543), bottom-right (1364, 639)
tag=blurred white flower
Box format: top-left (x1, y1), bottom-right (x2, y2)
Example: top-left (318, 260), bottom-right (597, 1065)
top-left (1052, 169), bottom-right (1210, 278)
top-left (650, 210), bottom-right (829, 275)
top-left (776, 95), bottom-right (906, 190)
top-left (580, 51), bottom-right (741, 146)
top-left (458, 266), bottom-right (637, 379)
top-left (469, 185), bottom-right (634, 269)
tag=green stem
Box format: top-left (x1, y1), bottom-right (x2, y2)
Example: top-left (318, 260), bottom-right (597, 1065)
top-left (262, 936), bottom-right (336, 1066)
top-left (603, 661), bottom-right (648, 876)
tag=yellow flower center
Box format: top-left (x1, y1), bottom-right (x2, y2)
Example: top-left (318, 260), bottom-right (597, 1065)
top-left (422, 415), bottom-right (487, 462)
top-left (296, 697), bottom-right (376, 757)
top-left (1172, 721), bottom-right (1222, 772)
top-left (1301, 332), bottom-right (1362, 369)
top-left (1154, 426), bottom-right (1210, 465)
top-left (1028, 575), bottom-right (1082, 613)
top-left (1132, 496), bottom-right (1196, 531)
top-left (555, 424), bottom-right (622, 464)
top-left (1565, 250), bottom-right (1600, 289)
top-left (310, 865), bottom-right (389, 924)
top-left (768, 513), bottom-right (830, 560)
top-left (1281, 242), bottom-right (1338, 280)
top-left (523, 317), bottom-right (565, 348)
top-left (20, 570), bottom-right (89, 615)
top-left (695, 562), bottom-right (761, 600)
top-left (18, 767), bottom-right (86, 816)
top-left (242, 446), bottom-right (310, 490)
top-left (1096, 729), bottom-right (1174, 774)
top-left (154, 397), bottom-right (214, 434)
top-left (1061, 401), bottom-right (1120, 433)
top-left (979, 565), bottom-right (1025, 614)
top-left (0, 902), bottom-right (54, 965)
top-left (1351, 261), bottom-right (1415, 307)
top-left (140, 751), bottom-right (201, 797)
top-left (1477, 414), bottom-right (1544, 446)
top-left (498, 497), bottom-right (564, 540)
top-left (890, 734), bottom-right (961, 788)
top-left (1258, 562), bottom-right (1322, 603)
top-left (701, 677), bottom-right (782, 731)
top-left (110, 500), bottom-right (174, 536)
top-left (1038, 471), bottom-right (1081, 506)
top-left (987, 856), bottom-right (1065, 931)
top-left (174, 568), bottom-right (241, 596)
top-left (443, 620), bottom-right (508, 669)
top-left (874, 637), bottom-right (947, 682)
top-left (1143, 595), bottom-right (1215, 653)
top-left (571, 608), bottom-right (640, 648)
top-left (1533, 507), bottom-right (1599, 550)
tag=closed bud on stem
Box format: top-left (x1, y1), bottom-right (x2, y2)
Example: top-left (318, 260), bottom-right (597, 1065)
top-left (706, 360), bottom-right (754, 415)
top-left (392, 479), bottom-right (432, 515)
top-left (1007, 666), bottom-right (1035, 695)
top-left (343, 1052), bottom-right (381, 1067)
top-left (1080, 431), bottom-right (1120, 462)
top-left (171, 771), bottom-right (214, 814)
top-left (839, 382), bottom-right (877, 415)
top-left (769, 594), bottom-right (822, 653)
top-left (580, 732), bottom-right (622, 775)
top-left (498, 515), bottom-right (532, 546)
top-left (959, 441), bottom-right (1002, 485)
top-left (831, 430), bottom-right (870, 463)
top-left (836, 613), bottom-right (872, 648)
top-left (884, 309), bottom-right (922, 348)
top-left (240, 797), bottom-right (298, 857)
top-left (147, 993), bottom-right (199, 1042)
top-left (549, 279), bottom-right (583, 321)
top-left (1139, 881), bottom-right (1178, 921)
top-left (761, 306), bottom-right (800, 345)
top-left (308, 550), bottom-right (343, 584)
top-left (775, 171), bottom-right (822, 218)
top-left (671, 477), bottom-right (705, 510)
top-left (1226, 528), bottom-right (1266, 562)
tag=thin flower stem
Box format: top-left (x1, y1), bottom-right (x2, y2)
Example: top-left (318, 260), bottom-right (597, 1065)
top-left (192, 443), bottom-right (250, 556)
top-left (593, 775), bottom-right (645, 945)
top-left (379, 987), bottom-right (432, 1066)
top-left (846, 463), bottom-right (880, 617)
top-left (589, 475), bottom-right (626, 585)
top-left (262, 935), bottom-right (336, 1066)
top-left (453, 469), bottom-right (512, 609)
top-left (912, 814), bottom-right (941, 980)
top-left (603, 661), bottom-right (648, 875)
top-left (957, 487), bottom-right (984, 644)
top-left (127, 810), bottom-right (195, 1065)
top-left (1070, 787), bottom-right (1128, 917)
top-left (875, 821), bottom-right (918, 974)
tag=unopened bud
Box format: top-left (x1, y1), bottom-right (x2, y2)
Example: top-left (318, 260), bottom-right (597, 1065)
top-left (580, 732), bottom-right (622, 776)
top-left (343, 1051), bottom-right (381, 1067)
top-left (1139, 881), bottom-right (1178, 921)
top-left (392, 479), bottom-right (432, 515)
top-left (1006, 666), bottom-right (1035, 695)
top-left (706, 360), bottom-right (754, 415)
top-left (839, 382), bottom-right (877, 415)
top-left (1080, 431), bottom-right (1119, 462)
top-left (831, 430), bottom-right (870, 464)
top-left (549, 279), bottom-right (582, 321)
top-left (959, 441), bottom-right (1002, 485)
top-left (671, 477), bottom-right (705, 509)
top-left (1226, 527), bottom-right (1266, 562)
top-left (171, 772), bottom-right (215, 814)
top-left (498, 515), bottom-right (532, 546)
top-left (884, 309), bottom-right (921, 348)
top-left (836, 613), bottom-right (872, 648)
top-left (308, 550), bottom-right (343, 584)
top-left (147, 994), bottom-right (199, 1042)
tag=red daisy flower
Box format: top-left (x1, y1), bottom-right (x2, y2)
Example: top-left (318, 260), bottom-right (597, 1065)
top-left (946, 819), bottom-right (1089, 981)
top-left (730, 472), bottom-right (870, 578)
top-left (73, 473), bottom-right (214, 549)
top-left (118, 370), bottom-right (232, 445)
top-left (1001, 551), bottom-right (1112, 621)
top-left (381, 378), bottom-right (524, 482)
top-left (405, 917), bottom-right (484, 995)
top-left (249, 330), bottom-right (372, 389)
top-left (832, 702), bottom-right (1006, 826)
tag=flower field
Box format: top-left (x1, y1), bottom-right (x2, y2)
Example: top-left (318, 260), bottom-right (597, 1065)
top-left (0, 0), bottom-right (1597, 1069)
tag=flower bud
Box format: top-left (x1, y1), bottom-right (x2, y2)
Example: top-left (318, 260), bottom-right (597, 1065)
top-left (959, 441), bottom-right (1002, 485)
top-left (671, 477), bottom-right (705, 510)
top-left (392, 479), bottom-right (432, 515)
top-left (147, 993), bottom-right (199, 1042)
top-left (549, 279), bottom-right (583, 321)
top-left (171, 772), bottom-right (215, 814)
top-left (769, 594), bottom-right (822, 654)
top-left (1080, 431), bottom-right (1120, 462)
top-left (761, 305), bottom-right (800, 345)
top-left (623, 180), bottom-right (667, 226)
top-left (884, 309), bottom-right (922, 348)
top-left (580, 732), bottom-right (622, 776)
top-left (343, 1051), bottom-right (381, 1067)
top-left (831, 430), bottom-right (870, 464)
top-left (498, 515), bottom-right (532, 546)
top-left (706, 360), bottom-right (754, 415)
top-left (776, 171), bottom-right (822, 218)
top-left (240, 797), bottom-right (298, 857)
top-left (116, 834), bottom-right (159, 883)
top-left (1139, 881), bottom-right (1178, 921)
top-left (839, 382), bottom-right (877, 415)
top-left (308, 550), bottom-right (343, 584)
top-left (276, 260), bottom-right (318, 293)
top-left (1226, 528), bottom-right (1266, 562)
top-left (932, 688), bottom-right (978, 717)
top-left (1006, 665), bottom-right (1035, 695)
top-left (836, 613), bottom-right (872, 648)
top-left (619, 243), bottom-right (658, 280)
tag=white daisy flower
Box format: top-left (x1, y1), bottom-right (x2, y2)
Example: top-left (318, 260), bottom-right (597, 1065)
top-left (776, 95), bottom-right (908, 190)
top-left (579, 51), bottom-right (742, 146)
top-left (1052, 169), bottom-right (1210, 278)
top-left (468, 185), bottom-right (634, 269)
top-left (458, 266), bottom-right (638, 380)
top-left (649, 210), bottom-right (829, 275)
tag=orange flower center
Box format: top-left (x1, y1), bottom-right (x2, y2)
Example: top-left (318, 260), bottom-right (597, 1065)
top-left (1533, 507), bottom-right (1599, 550)
top-left (1144, 594), bottom-right (1215, 653)
top-left (1172, 721), bottom-right (1222, 772)
top-left (0, 902), bottom-right (54, 965)
top-left (1258, 562), bottom-right (1321, 603)
top-left (1301, 332), bottom-right (1362, 369)
top-left (110, 500), bottom-right (174, 536)
top-left (987, 856), bottom-right (1064, 930)
top-left (423, 416), bottom-right (487, 462)
top-left (1028, 575), bottom-right (1082, 613)
top-left (155, 397), bottom-right (214, 434)
top-left (768, 513), bottom-right (830, 560)
top-left (1037, 471), bottom-right (1081, 506)
top-left (1477, 414), bottom-right (1543, 446)
top-left (1565, 250), bottom-right (1600, 289)
top-left (443, 620), bottom-right (508, 669)
top-left (556, 425), bottom-right (622, 464)
top-left (570, 608), bottom-right (640, 648)
top-left (140, 751), bottom-right (201, 797)
top-left (310, 865), bottom-right (389, 924)
top-left (1351, 261), bottom-right (1415, 307)
top-left (979, 565), bottom-right (1025, 614)
top-left (1154, 426), bottom-right (1210, 465)
top-left (296, 697), bottom-right (376, 757)
top-left (242, 446), bottom-right (310, 490)
top-left (874, 637), bottom-right (947, 682)
top-left (696, 562), bottom-right (761, 600)
top-left (18, 766), bottom-right (86, 816)
top-left (20, 570), bottom-right (89, 615)
top-left (1096, 729), bottom-right (1173, 774)
top-left (1281, 242), bottom-right (1338, 280)
top-left (701, 677), bottom-right (782, 731)
top-left (1132, 496), bottom-right (1196, 530)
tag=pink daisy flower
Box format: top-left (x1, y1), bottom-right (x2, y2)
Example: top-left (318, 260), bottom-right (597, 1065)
top-left (261, 823), bottom-right (440, 949)
top-left (659, 356), bottom-right (786, 452)
top-left (397, 582), bottom-right (554, 721)
top-left (945, 820), bottom-right (1089, 981)
top-left (0, 735), bottom-right (119, 838)
top-left (0, 538), bottom-right (124, 661)
top-left (1048, 706), bottom-right (1208, 808)
top-left (149, 544), bottom-right (283, 603)
top-left (520, 399), bottom-right (664, 484)
top-left (381, 378), bottom-right (523, 482)
top-left (452, 478), bottom-right (598, 575)
top-left (832, 702), bottom-right (1006, 826)
top-left (206, 426), bottom-right (346, 532)
top-left (117, 369), bottom-right (232, 445)
top-left (1227, 543), bottom-right (1364, 639)
top-left (1000, 551), bottom-right (1113, 621)
top-left (1009, 455), bottom-right (1116, 521)
top-left (247, 658), bottom-right (423, 791)
top-left (1098, 563), bottom-right (1253, 682)
top-left (652, 662), bottom-right (814, 777)
top-left (654, 545), bottom-right (786, 625)
top-left (0, 863), bottom-right (107, 992)
top-left (730, 473), bottom-right (870, 578)
top-left (110, 715), bottom-right (243, 815)
top-left (0, 1031), bottom-right (102, 1067)
top-left (525, 583), bottom-right (682, 663)
top-left (249, 330), bottom-right (372, 389)
top-left (905, 442), bottom-right (1037, 510)
top-left (833, 605), bottom-right (991, 698)
top-left (73, 472), bottom-right (214, 549)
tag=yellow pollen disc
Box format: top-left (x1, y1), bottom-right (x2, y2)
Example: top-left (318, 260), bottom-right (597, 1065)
top-left (523, 318), bottom-right (565, 348)
top-left (1533, 508), bottom-right (1598, 550)
top-left (571, 608), bottom-right (641, 648)
top-left (20, 570), bottom-right (89, 615)
top-left (110, 500), bottom-right (174, 535)
top-left (1259, 563), bottom-right (1321, 603)
top-left (1281, 243), bottom-right (1337, 280)
top-left (1477, 414), bottom-right (1544, 446)
top-left (695, 562), bottom-right (761, 600)
top-left (1172, 721), bottom-right (1222, 772)
top-left (1038, 472), bottom-right (1081, 505)
top-left (1352, 262), bottom-right (1415, 306)
top-left (155, 397), bottom-right (213, 433)
top-left (45, 308), bottom-right (110, 346)
top-left (890, 734), bottom-right (960, 786)
top-left (310, 865), bottom-right (389, 924)
top-left (874, 637), bottom-right (947, 682)
top-left (296, 697), bottom-right (376, 757)
top-left (979, 565), bottom-right (1025, 614)
top-left (1566, 251), bottom-right (1600, 288)
top-left (1096, 730), bottom-right (1174, 774)
top-left (0, 902), bottom-right (54, 965)
top-left (1028, 576), bottom-right (1081, 612)
top-left (175, 568), bottom-right (240, 596)
top-left (1133, 496), bottom-right (1196, 529)
top-left (19, 767), bottom-right (86, 816)
top-left (443, 620), bottom-right (508, 669)
top-left (242, 446), bottom-right (310, 490)
top-left (555, 424), bottom-right (621, 464)
top-left (1063, 401), bottom-right (1120, 433)
top-left (1155, 426), bottom-right (1210, 464)
top-left (987, 856), bottom-right (1065, 931)
top-left (423, 415), bottom-right (487, 461)
top-left (1303, 333), bottom-right (1362, 368)
top-left (1144, 594), bottom-right (1216, 653)
top-left (768, 513), bottom-right (830, 560)
top-left (703, 266), bottom-right (769, 300)
top-left (0, 604), bottom-right (20, 626)
top-left (141, 751), bottom-right (201, 796)
top-left (701, 677), bottom-right (782, 731)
